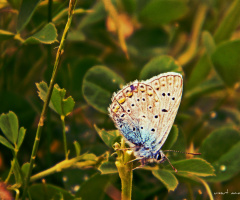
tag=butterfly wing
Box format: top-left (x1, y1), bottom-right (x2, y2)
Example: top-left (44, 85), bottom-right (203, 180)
top-left (108, 72), bottom-right (183, 156)
top-left (108, 80), bottom-right (161, 148)
top-left (146, 72), bottom-right (183, 149)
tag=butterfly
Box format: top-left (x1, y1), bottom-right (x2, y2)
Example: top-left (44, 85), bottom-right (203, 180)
top-left (108, 72), bottom-right (200, 171)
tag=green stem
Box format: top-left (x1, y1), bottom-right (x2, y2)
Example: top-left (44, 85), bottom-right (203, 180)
top-left (5, 149), bottom-right (20, 184)
top-left (214, 0), bottom-right (240, 44)
top-left (4, 158), bottom-right (15, 184)
top-left (195, 176), bottom-right (214, 200)
top-left (61, 115), bottom-right (68, 159)
top-left (177, 3), bottom-right (208, 66)
top-left (21, 1), bottom-right (77, 199)
top-left (30, 156), bottom-right (96, 182)
top-left (116, 139), bottom-right (134, 200)
top-left (8, 188), bottom-right (20, 200)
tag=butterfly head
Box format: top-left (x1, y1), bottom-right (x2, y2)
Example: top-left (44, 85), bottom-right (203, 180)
top-left (154, 150), bottom-right (166, 163)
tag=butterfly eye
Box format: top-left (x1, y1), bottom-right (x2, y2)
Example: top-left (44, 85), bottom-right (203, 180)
top-left (172, 97), bottom-right (175, 100)
top-left (155, 152), bottom-right (161, 160)
top-left (167, 93), bottom-right (170, 96)
top-left (162, 93), bottom-right (165, 96)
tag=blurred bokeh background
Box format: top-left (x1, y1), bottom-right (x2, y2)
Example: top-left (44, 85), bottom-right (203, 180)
top-left (1, 0), bottom-right (240, 199)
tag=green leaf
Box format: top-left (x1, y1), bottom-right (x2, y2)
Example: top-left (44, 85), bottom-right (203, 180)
top-left (24, 23), bottom-right (58, 44)
top-left (162, 125), bottom-right (178, 150)
top-left (36, 82), bottom-right (75, 116)
top-left (17, 127), bottom-right (26, 149)
top-left (186, 54), bottom-right (212, 90)
top-left (0, 30), bottom-right (15, 41)
top-left (202, 31), bottom-right (216, 56)
top-left (139, 55), bottom-right (183, 80)
top-left (51, 85), bottom-right (75, 116)
top-left (200, 127), bottom-right (240, 182)
top-left (74, 141), bottom-right (81, 157)
top-left (80, 153), bottom-right (97, 161)
top-left (0, 111), bottom-right (19, 144)
top-left (21, 162), bottom-right (30, 178)
top-left (186, 32), bottom-right (215, 90)
top-left (65, 57), bottom-right (101, 99)
top-left (139, 0), bottom-right (188, 25)
top-left (75, 173), bottom-right (111, 200)
top-left (185, 78), bottom-right (224, 99)
top-left (212, 40), bottom-right (240, 87)
top-left (200, 127), bottom-right (240, 163)
top-left (82, 66), bottom-right (125, 114)
top-left (12, 159), bottom-right (23, 185)
top-left (36, 81), bottom-right (50, 105)
top-left (29, 184), bottom-right (74, 200)
top-left (128, 27), bottom-right (169, 58)
top-left (186, 31), bottom-right (216, 90)
top-left (98, 161), bottom-right (118, 174)
top-left (207, 141), bottom-right (240, 182)
top-left (67, 30), bottom-right (85, 42)
top-left (166, 158), bottom-right (215, 177)
top-left (152, 169), bottom-right (178, 191)
top-left (94, 125), bottom-right (121, 148)
top-left (78, 1), bottom-right (106, 28)
top-left (0, 135), bottom-right (14, 150)
top-left (214, 0), bottom-right (240, 44)
top-left (17, 0), bottom-right (41, 32)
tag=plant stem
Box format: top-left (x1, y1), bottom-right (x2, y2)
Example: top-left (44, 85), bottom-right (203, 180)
top-left (177, 3), bottom-right (208, 66)
top-left (61, 115), bottom-right (68, 159)
top-left (21, 1), bottom-right (77, 198)
top-left (4, 158), bottom-right (15, 184)
top-left (195, 176), bottom-right (214, 200)
top-left (30, 155), bottom-right (96, 182)
top-left (5, 149), bottom-right (21, 184)
top-left (116, 139), bottom-right (134, 200)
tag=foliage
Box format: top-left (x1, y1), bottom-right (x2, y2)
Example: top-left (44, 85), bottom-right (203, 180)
top-left (1, 0), bottom-right (240, 199)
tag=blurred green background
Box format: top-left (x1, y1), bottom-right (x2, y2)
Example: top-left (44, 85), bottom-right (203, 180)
top-left (1, 0), bottom-right (240, 199)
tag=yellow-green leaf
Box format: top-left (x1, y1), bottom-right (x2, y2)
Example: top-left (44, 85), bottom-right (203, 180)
top-left (152, 169), bottom-right (178, 191)
top-left (24, 23), bottom-right (58, 44)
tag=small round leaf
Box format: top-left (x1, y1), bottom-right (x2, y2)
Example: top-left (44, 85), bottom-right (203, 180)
top-left (83, 66), bottom-right (125, 113)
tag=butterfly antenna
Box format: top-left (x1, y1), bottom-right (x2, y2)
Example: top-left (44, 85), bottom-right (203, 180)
top-left (163, 154), bottom-right (178, 173)
top-left (163, 150), bottom-right (201, 155)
